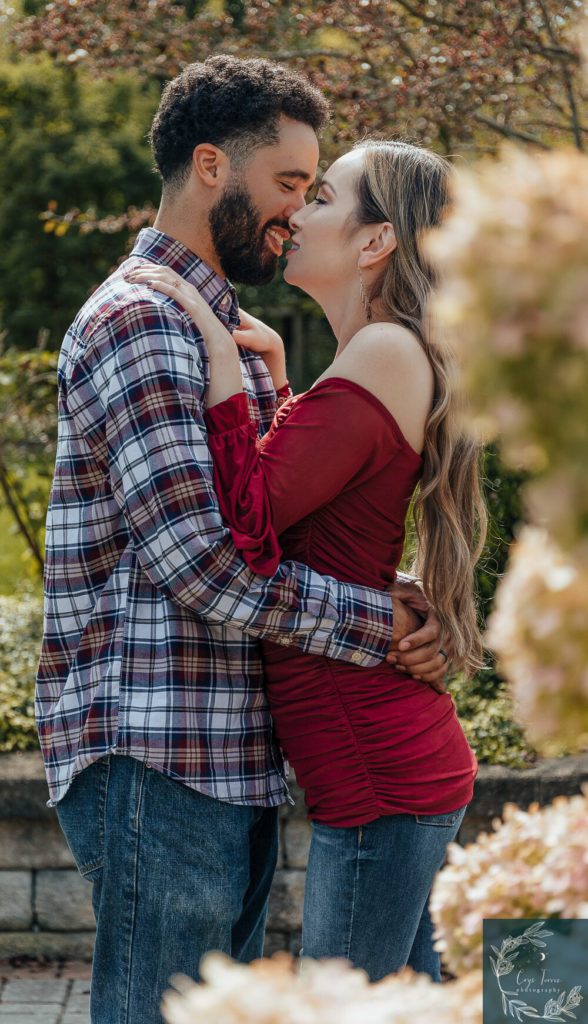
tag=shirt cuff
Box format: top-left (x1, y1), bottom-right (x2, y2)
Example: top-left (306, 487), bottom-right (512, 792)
top-left (204, 392), bottom-right (251, 434)
top-left (318, 584), bottom-right (394, 666)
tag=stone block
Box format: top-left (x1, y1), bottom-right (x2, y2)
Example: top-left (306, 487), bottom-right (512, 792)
top-left (61, 990), bottom-right (90, 1014)
top-left (35, 871), bottom-right (95, 931)
top-left (263, 931), bottom-right (289, 957)
top-left (1, 979), bottom-right (68, 1004)
top-left (0, 873), bottom-right (32, 930)
top-left (266, 869), bottom-right (305, 932)
top-left (0, 931), bottom-right (95, 960)
top-left (457, 814), bottom-right (493, 846)
top-left (0, 819), bottom-right (74, 870)
top-left (283, 819), bottom-right (312, 869)
top-left (0, 753), bottom-right (53, 820)
top-left (0, 1008), bottom-right (61, 1023)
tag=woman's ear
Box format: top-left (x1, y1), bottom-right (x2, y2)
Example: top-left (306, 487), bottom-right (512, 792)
top-left (357, 222), bottom-right (397, 270)
top-left (192, 144), bottom-right (231, 188)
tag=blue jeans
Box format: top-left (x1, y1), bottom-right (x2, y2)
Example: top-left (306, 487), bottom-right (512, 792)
top-left (56, 755), bottom-right (278, 1024)
top-left (302, 805), bottom-right (467, 982)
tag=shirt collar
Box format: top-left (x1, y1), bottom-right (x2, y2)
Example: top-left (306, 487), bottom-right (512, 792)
top-left (131, 227), bottom-right (240, 329)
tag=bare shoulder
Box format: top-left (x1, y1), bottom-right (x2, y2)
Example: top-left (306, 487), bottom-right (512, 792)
top-left (319, 323), bottom-right (434, 453)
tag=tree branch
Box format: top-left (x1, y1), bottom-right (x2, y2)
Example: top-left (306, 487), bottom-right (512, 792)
top-left (0, 456), bottom-right (44, 573)
top-left (472, 112), bottom-right (552, 149)
top-left (536, 0), bottom-right (584, 149)
top-left (392, 0), bottom-right (462, 31)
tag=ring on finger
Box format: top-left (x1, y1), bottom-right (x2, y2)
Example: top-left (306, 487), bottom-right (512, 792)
top-left (439, 649), bottom-right (448, 663)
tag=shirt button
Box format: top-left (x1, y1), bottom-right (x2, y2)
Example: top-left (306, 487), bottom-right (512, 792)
top-left (351, 651), bottom-right (362, 664)
top-left (279, 637), bottom-right (292, 647)
top-left (219, 294), bottom-right (231, 311)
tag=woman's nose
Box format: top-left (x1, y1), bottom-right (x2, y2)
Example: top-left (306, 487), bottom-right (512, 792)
top-left (289, 206), bottom-right (306, 232)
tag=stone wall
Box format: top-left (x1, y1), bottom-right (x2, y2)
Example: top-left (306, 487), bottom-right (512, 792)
top-left (1, 751), bottom-right (587, 960)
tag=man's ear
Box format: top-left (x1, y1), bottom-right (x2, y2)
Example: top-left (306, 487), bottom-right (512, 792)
top-left (357, 222), bottom-right (397, 270)
top-left (192, 143), bottom-right (231, 188)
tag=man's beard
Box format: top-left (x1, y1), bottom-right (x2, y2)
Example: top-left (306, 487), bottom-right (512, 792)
top-left (209, 178), bottom-right (287, 286)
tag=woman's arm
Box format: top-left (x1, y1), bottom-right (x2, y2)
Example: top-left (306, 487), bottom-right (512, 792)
top-left (204, 379), bottom-right (403, 568)
top-left (124, 263), bottom-right (288, 400)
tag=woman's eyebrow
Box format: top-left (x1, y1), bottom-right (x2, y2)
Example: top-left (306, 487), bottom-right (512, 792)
top-left (319, 178), bottom-right (337, 196)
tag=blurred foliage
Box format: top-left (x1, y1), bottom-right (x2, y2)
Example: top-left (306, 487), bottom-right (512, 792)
top-left (0, 342), bottom-right (59, 573)
top-left (477, 446), bottom-right (527, 626)
top-left (449, 668), bottom-right (535, 769)
top-left (0, 590), bottom-right (42, 751)
top-left (0, 55), bottom-right (160, 350)
top-left (8, 0), bottom-right (588, 153)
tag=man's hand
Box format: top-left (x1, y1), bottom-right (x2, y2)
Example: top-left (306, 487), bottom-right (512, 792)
top-left (386, 582), bottom-right (450, 694)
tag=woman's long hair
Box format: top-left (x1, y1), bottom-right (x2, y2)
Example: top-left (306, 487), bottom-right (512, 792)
top-left (353, 140), bottom-right (487, 676)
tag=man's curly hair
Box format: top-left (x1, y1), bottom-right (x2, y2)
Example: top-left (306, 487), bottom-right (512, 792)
top-left (150, 55), bottom-right (330, 191)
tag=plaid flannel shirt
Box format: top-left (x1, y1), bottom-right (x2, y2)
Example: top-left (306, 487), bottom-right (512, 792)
top-left (37, 228), bottom-right (394, 808)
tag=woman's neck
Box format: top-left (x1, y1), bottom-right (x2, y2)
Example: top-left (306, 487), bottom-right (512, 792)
top-left (319, 289), bottom-right (370, 357)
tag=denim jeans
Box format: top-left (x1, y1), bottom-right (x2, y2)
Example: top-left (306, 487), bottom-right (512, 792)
top-left (302, 805), bottom-right (467, 982)
top-left (56, 755), bottom-right (278, 1024)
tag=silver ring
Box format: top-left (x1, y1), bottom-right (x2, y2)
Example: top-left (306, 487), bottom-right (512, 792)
top-left (439, 649), bottom-right (448, 663)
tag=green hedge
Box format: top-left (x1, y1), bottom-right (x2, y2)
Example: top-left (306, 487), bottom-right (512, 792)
top-left (0, 591), bottom-right (42, 751)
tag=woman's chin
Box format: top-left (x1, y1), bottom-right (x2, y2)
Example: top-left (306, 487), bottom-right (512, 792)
top-left (283, 260), bottom-right (305, 287)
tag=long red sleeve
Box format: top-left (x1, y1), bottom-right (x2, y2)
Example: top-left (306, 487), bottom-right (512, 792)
top-left (204, 378), bottom-right (408, 576)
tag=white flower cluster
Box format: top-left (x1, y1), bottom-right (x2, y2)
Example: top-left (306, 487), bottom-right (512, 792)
top-left (427, 144), bottom-right (588, 555)
top-left (431, 788), bottom-right (588, 976)
top-left (486, 527), bottom-right (588, 754)
top-left (161, 953), bottom-right (482, 1024)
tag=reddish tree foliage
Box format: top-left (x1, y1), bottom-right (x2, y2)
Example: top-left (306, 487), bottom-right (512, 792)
top-left (8, 0), bottom-right (588, 230)
top-left (9, 0), bottom-right (588, 152)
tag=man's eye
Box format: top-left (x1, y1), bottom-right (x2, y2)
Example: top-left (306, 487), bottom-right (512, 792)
top-left (280, 182), bottom-right (295, 192)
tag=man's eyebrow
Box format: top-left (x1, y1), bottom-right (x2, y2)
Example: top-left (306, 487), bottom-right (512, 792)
top-left (276, 169), bottom-right (316, 184)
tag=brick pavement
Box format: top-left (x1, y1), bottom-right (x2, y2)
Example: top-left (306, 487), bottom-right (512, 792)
top-left (0, 963), bottom-right (91, 1024)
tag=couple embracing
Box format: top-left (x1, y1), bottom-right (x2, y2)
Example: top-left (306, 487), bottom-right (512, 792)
top-left (37, 54), bottom-right (486, 1024)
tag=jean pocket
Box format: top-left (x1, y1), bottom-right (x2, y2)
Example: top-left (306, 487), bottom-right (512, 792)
top-left (414, 804), bottom-right (468, 828)
top-left (56, 757), bottom-right (110, 882)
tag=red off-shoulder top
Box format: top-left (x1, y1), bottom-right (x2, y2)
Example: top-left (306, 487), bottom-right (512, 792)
top-left (205, 378), bottom-right (477, 826)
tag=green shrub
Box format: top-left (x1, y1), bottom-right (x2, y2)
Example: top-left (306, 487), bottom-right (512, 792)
top-left (449, 668), bottom-right (535, 769)
top-left (0, 590), bottom-right (42, 751)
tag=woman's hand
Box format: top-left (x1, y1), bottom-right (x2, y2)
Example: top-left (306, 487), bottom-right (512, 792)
top-left (234, 312), bottom-right (287, 391)
top-left (124, 262), bottom-right (232, 346)
top-left (124, 261), bottom-right (242, 408)
top-left (125, 263), bottom-right (287, 392)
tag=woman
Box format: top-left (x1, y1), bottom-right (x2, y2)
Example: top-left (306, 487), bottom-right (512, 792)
top-left (126, 140), bottom-right (487, 982)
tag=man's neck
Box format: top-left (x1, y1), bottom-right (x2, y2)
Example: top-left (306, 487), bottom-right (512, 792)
top-left (154, 202), bottom-right (225, 280)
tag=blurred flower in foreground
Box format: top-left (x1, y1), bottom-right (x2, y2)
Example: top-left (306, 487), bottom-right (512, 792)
top-left (161, 952), bottom-right (482, 1024)
top-left (431, 788), bottom-right (588, 976)
top-left (486, 527), bottom-right (588, 755)
top-left (426, 144), bottom-right (588, 554)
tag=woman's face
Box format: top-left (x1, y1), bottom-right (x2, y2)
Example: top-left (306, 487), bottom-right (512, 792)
top-left (283, 149), bottom-right (366, 299)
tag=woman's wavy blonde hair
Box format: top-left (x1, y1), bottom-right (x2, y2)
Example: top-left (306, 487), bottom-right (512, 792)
top-left (353, 139), bottom-right (487, 676)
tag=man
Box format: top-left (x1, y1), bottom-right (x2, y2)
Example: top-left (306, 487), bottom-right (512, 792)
top-left (37, 55), bottom-right (447, 1024)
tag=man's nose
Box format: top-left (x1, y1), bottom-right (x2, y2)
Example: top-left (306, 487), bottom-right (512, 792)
top-left (284, 191), bottom-right (307, 220)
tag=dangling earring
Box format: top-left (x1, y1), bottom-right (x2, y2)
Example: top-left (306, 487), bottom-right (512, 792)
top-left (359, 268), bottom-right (372, 322)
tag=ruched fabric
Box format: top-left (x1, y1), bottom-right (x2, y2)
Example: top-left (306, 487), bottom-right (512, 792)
top-left (205, 378), bottom-right (477, 826)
